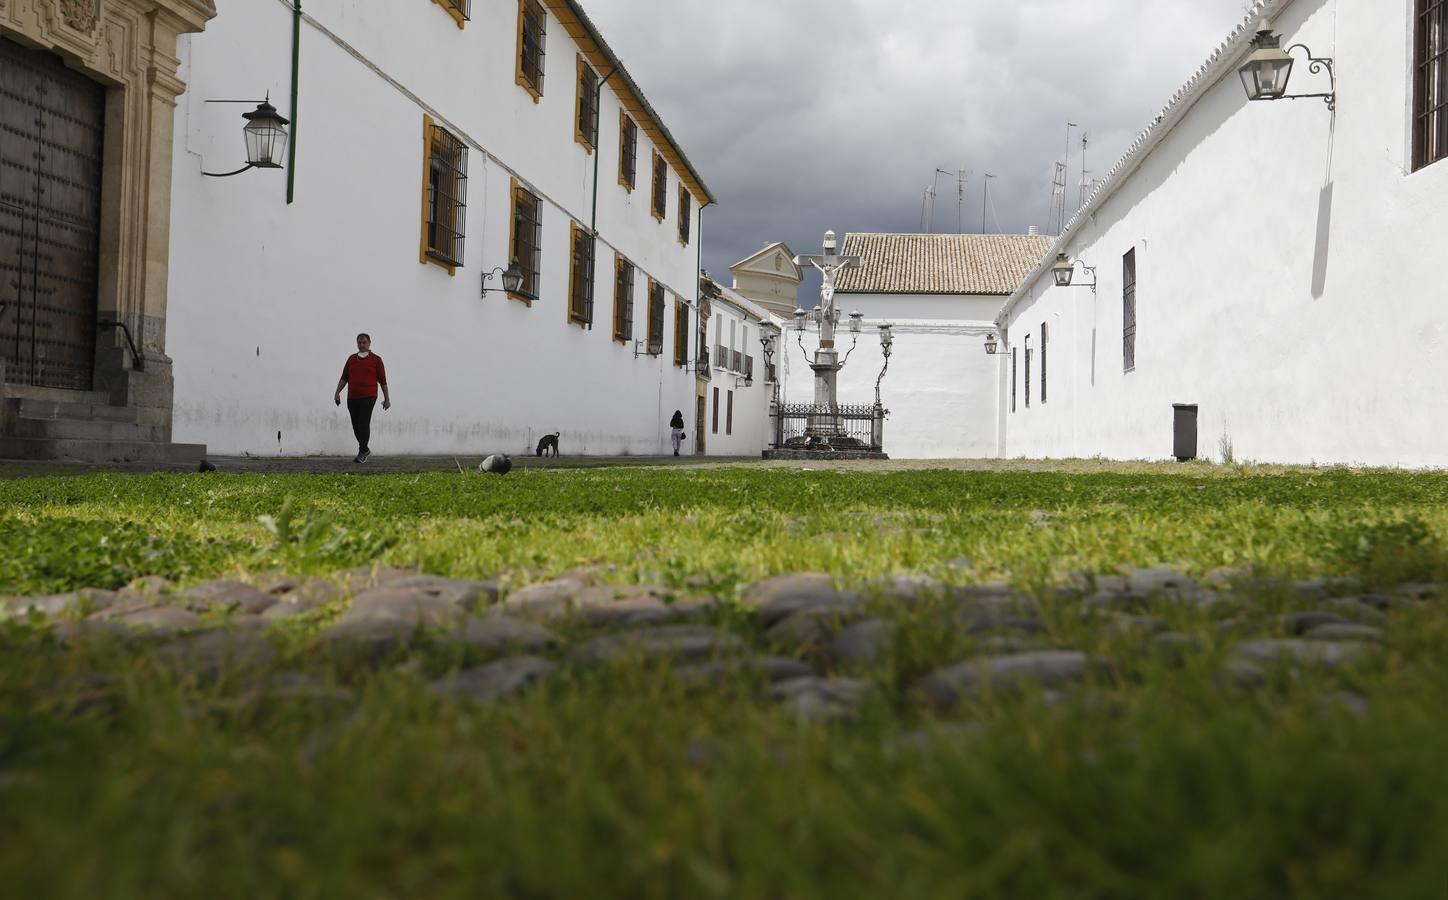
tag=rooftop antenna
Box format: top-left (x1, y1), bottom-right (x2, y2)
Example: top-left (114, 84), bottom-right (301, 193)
top-left (1078, 132), bottom-right (1091, 210)
top-left (956, 168), bottom-right (969, 234)
top-left (980, 173), bottom-right (996, 234)
top-left (1060, 122), bottom-right (1077, 233)
top-left (1049, 162), bottom-right (1067, 236)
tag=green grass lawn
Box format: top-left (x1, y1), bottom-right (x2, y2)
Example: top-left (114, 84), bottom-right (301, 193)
top-left (3, 463), bottom-right (1448, 898)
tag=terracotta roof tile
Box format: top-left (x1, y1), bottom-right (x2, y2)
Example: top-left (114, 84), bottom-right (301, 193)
top-left (836, 233), bottom-right (1054, 295)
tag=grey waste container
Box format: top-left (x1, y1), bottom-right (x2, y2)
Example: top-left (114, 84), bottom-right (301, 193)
top-left (1173, 404), bottom-right (1198, 462)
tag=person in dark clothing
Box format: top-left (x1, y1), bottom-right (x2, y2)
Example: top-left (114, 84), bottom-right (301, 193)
top-left (669, 409), bottom-right (686, 456)
top-left (334, 333), bottom-right (390, 463)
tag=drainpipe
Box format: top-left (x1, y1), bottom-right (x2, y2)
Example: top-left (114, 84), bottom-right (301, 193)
top-left (286, 0), bottom-right (301, 204)
top-left (585, 64), bottom-right (619, 333)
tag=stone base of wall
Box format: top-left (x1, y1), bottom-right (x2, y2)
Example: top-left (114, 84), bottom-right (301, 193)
top-left (762, 450), bottom-right (890, 461)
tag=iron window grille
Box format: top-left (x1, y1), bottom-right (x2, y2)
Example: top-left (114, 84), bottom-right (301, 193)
top-left (518, 0), bottom-right (546, 98)
top-left (731, 348), bottom-right (743, 372)
top-left (715, 342), bottom-right (726, 370)
top-left (511, 183), bottom-right (542, 300)
top-left (712, 386), bottom-right (720, 433)
top-left (674, 298), bottom-right (689, 366)
top-left (647, 280), bottom-right (665, 355)
top-left (726, 390), bottom-right (734, 435)
top-left (613, 256), bottom-right (634, 341)
top-left (425, 122), bottom-right (468, 268)
top-left (1011, 348), bottom-right (1017, 413)
top-left (1025, 346), bottom-right (1032, 409)
top-left (568, 223), bottom-right (595, 326)
top-left (1123, 248), bottom-right (1137, 372)
top-left (1041, 322), bottom-right (1048, 404)
top-left (576, 58), bottom-right (598, 151)
top-left (619, 112), bottom-right (637, 189)
top-left (1415, 0), bottom-right (1447, 171)
top-left (678, 187), bottom-right (691, 245)
top-left (651, 151), bottom-right (668, 220)
top-left (434, 0), bottom-right (470, 24)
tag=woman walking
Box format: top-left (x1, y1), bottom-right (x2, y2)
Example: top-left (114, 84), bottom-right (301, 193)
top-left (669, 409), bottom-right (686, 456)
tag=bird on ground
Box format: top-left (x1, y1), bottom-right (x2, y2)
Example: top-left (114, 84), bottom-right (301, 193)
top-left (198, 459), bottom-right (217, 473)
top-left (478, 454), bottom-right (512, 475)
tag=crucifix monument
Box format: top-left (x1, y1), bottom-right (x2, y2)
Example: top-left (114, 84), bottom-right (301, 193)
top-left (793, 230), bottom-right (863, 435)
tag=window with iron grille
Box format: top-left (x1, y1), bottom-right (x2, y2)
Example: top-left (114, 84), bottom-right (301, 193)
top-left (422, 118), bottom-right (467, 270)
top-left (576, 56), bottom-right (598, 152)
top-left (1123, 248), bottom-right (1137, 372)
top-left (1041, 322), bottom-right (1048, 404)
top-left (568, 222), bottom-right (594, 326)
top-left (613, 255), bottom-right (634, 342)
top-left (726, 390), bottom-right (734, 435)
top-left (432, 0), bottom-right (470, 27)
top-left (1415, 0), bottom-right (1448, 171)
top-left (712, 386), bottom-right (720, 433)
top-left (678, 186), bottom-right (691, 245)
top-left (1011, 348), bottom-right (1017, 413)
top-left (646, 279), bottom-right (665, 355)
top-left (651, 151), bottom-right (668, 221)
top-left (673, 298), bottom-right (689, 366)
top-left (509, 181), bottom-right (542, 301)
top-left (1025, 343), bottom-right (1032, 409)
top-left (516, 0), bottom-right (546, 100)
top-left (619, 111), bottom-right (637, 190)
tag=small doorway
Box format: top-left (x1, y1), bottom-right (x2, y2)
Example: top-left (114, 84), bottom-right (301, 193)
top-left (0, 38), bottom-right (106, 391)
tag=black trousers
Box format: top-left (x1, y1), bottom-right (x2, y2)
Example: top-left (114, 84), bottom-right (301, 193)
top-left (347, 397), bottom-right (377, 452)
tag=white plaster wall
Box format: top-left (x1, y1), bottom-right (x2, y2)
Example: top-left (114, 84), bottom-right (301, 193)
top-left (1001, 0), bottom-right (1448, 467)
top-left (703, 302), bottom-right (771, 455)
top-left (167, 0), bottom-right (703, 456)
top-left (783, 291), bottom-right (1002, 458)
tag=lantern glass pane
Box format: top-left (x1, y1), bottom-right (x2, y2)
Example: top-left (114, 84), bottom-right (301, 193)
top-left (244, 120), bottom-right (288, 167)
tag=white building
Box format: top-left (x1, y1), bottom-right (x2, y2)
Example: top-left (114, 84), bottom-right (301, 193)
top-left (699, 278), bottom-right (777, 456)
top-left (997, 0), bottom-right (1448, 467)
top-left (728, 242), bottom-right (802, 319)
top-left (783, 233), bottom-right (1050, 458)
top-left (167, 0), bottom-right (714, 457)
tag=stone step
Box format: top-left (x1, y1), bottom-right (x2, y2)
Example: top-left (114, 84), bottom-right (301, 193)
top-left (4, 415), bottom-right (165, 443)
top-left (0, 436), bottom-right (205, 465)
top-left (0, 383), bottom-right (113, 406)
top-left (9, 397), bottom-right (142, 423)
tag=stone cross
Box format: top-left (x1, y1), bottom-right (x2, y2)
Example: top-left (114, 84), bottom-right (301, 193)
top-left (793, 230), bottom-right (862, 347)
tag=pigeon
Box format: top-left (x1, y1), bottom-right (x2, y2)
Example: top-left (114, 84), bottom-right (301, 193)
top-left (198, 459), bottom-right (217, 473)
top-left (478, 453), bottom-right (512, 475)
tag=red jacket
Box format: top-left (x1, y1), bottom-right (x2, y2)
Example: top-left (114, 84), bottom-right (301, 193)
top-left (341, 353), bottom-right (387, 399)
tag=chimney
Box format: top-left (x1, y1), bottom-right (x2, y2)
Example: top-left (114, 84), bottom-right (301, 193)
top-left (1028, 225), bottom-right (1041, 236)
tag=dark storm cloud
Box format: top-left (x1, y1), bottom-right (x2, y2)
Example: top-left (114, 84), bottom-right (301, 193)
top-left (584, 0), bottom-right (1256, 305)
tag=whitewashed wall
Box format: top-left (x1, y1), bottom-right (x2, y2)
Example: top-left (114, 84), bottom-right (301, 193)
top-left (168, 0), bottom-right (703, 457)
top-left (783, 293), bottom-right (1002, 459)
top-left (1000, 0), bottom-right (1448, 466)
top-left (704, 300), bottom-right (772, 456)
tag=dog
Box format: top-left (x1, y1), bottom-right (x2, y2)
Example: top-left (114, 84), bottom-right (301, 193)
top-left (535, 432), bottom-right (561, 457)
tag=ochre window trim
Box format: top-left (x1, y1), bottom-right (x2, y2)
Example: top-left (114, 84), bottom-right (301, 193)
top-left (673, 296), bottom-right (689, 367)
top-left (646, 278), bottom-right (665, 355)
top-left (650, 149), bottom-right (667, 222)
top-left (430, 0), bottom-right (469, 29)
top-left (516, 0), bottom-right (546, 103)
top-left (419, 114), bottom-right (468, 276)
top-left (508, 177), bottom-right (542, 306)
top-left (613, 253), bottom-right (635, 343)
top-left (677, 185), bottom-right (692, 246)
top-left (575, 55), bottom-right (598, 153)
top-left (618, 110), bottom-right (637, 192)
top-left (567, 220), bottom-right (595, 328)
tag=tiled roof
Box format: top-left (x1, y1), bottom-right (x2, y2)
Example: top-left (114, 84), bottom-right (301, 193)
top-left (835, 233), bottom-right (1054, 295)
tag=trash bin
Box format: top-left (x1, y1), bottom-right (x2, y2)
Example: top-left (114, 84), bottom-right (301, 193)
top-left (1172, 404), bottom-right (1198, 462)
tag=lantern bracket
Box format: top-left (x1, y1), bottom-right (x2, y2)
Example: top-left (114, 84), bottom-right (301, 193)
top-left (1280, 45), bottom-right (1336, 111)
top-left (201, 96), bottom-right (291, 177)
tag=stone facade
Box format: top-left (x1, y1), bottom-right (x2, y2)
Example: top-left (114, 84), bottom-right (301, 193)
top-left (0, 0), bottom-right (216, 460)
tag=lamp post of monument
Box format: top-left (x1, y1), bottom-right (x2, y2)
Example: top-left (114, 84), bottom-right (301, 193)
top-left (793, 230), bottom-right (862, 437)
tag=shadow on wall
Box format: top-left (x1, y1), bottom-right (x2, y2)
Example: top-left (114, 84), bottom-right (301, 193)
top-left (1311, 180), bottom-right (1333, 299)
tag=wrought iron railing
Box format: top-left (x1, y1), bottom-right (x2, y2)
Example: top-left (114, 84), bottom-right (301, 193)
top-left (771, 402), bottom-right (885, 453)
top-left (731, 349), bottom-right (743, 372)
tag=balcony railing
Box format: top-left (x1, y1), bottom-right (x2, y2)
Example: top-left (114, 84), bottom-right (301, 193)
top-left (731, 349), bottom-right (743, 372)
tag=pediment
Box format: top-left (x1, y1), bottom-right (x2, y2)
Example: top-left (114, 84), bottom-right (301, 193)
top-left (730, 242), bottom-right (801, 282)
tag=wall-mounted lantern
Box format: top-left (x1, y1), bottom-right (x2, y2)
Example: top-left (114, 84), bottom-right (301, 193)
top-left (1238, 21), bottom-right (1336, 111)
top-left (984, 332), bottom-right (999, 355)
top-left (204, 97), bottom-right (291, 178)
top-left (481, 260), bottom-right (526, 297)
top-left (1051, 253), bottom-right (1097, 293)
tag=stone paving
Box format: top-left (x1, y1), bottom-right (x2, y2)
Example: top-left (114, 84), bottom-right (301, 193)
top-left (4, 564), bottom-right (1429, 726)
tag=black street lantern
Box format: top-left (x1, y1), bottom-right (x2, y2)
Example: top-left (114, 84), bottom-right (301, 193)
top-left (794, 308), bottom-right (808, 333)
top-left (204, 96), bottom-right (290, 178)
top-left (849, 310), bottom-right (864, 334)
top-left (878, 322), bottom-right (894, 357)
top-left (482, 260), bottom-right (526, 297)
top-left (1238, 25), bottom-right (1295, 102)
top-left (1052, 253), bottom-right (1075, 288)
top-left (984, 332), bottom-right (999, 355)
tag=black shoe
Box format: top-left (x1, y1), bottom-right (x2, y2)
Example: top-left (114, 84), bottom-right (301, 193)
top-left (674, 450), bottom-right (680, 456)
top-left (358, 449), bottom-right (371, 463)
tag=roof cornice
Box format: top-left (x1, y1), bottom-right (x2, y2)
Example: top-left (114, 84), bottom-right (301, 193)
top-left (995, 0), bottom-right (1295, 327)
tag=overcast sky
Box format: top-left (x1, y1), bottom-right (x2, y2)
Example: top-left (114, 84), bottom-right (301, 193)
top-left (585, 0), bottom-right (1256, 306)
